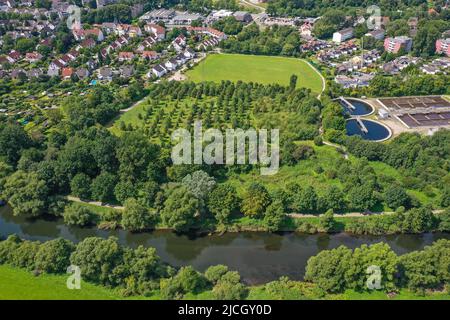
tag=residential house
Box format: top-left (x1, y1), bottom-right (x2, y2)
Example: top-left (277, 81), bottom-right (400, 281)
top-left (117, 24), bottom-right (142, 37)
top-left (48, 59), bottom-right (64, 76)
top-left (100, 22), bottom-right (117, 34)
top-left (119, 65), bottom-right (135, 78)
top-left (73, 28), bottom-right (104, 42)
top-left (150, 64), bottom-right (167, 78)
top-left (183, 48), bottom-right (196, 59)
top-left (365, 29), bottom-right (385, 41)
top-left (301, 39), bottom-right (330, 52)
top-left (79, 38), bottom-right (96, 50)
top-left (118, 52), bottom-right (135, 62)
top-left (27, 68), bottom-right (43, 79)
top-left (300, 22), bottom-right (313, 38)
top-left (98, 66), bottom-right (113, 80)
top-left (141, 50), bottom-right (158, 60)
top-left (175, 53), bottom-right (187, 65)
top-left (381, 56), bottom-right (420, 75)
top-left (421, 65), bottom-right (441, 75)
top-left (11, 68), bottom-right (26, 79)
top-left (171, 35), bottom-right (186, 52)
top-left (333, 28), bottom-right (354, 43)
top-left (25, 52), bottom-right (42, 63)
top-left (61, 67), bottom-right (74, 79)
top-left (75, 67), bottom-right (89, 80)
top-left (233, 11), bottom-right (252, 23)
top-left (197, 38), bottom-right (220, 50)
top-left (164, 58), bottom-right (179, 71)
top-left (145, 23), bottom-right (165, 39)
top-left (187, 27), bottom-right (227, 41)
top-left (8, 50), bottom-right (22, 62)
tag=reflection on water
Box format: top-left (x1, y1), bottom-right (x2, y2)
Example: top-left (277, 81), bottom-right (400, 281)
top-left (341, 98), bottom-right (374, 116)
top-left (346, 119), bottom-right (391, 141)
top-left (0, 205), bottom-right (448, 285)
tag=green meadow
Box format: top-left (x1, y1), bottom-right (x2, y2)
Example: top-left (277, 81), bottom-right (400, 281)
top-left (186, 54), bottom-right (324, 94)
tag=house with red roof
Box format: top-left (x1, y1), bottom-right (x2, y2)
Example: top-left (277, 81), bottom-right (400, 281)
top-left (25, 52), bottom-right (43, 63)
top-left (141, 50), bottom-right (158, 60)
top-left (118, 51), bottom-right (135, 62)
top-left (72, 28), bottom-right (104, 42)
top-left (61, 67), bottom-right (74, 79)
top-left (145, 23), bottom-right (165, 40)
top-left (8, 50), bottom-right (22, 62)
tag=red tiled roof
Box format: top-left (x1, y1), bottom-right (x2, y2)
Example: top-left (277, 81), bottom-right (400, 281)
top-left (62, 67), bottom-right (74, 78)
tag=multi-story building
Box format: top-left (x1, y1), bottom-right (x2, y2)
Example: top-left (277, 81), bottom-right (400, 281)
top-left (332, 28), bottom-right (354, 43)
top-left (384, 36), bottom-right (413, 54)
top-left (436, 38), bottom-right (450, 56)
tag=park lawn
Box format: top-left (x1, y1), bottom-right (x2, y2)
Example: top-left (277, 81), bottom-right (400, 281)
top-left (185, 54), bottom-right (323, 93)
top-left (0, 265), bottom-right (142, 300)
top-left (109, 99), bottom-right (149, 136)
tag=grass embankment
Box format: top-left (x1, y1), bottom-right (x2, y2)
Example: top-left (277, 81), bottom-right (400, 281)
top-left (185, 54), bottom-right (323, 94)
top-left (1, 265), bottom-right (448, 300)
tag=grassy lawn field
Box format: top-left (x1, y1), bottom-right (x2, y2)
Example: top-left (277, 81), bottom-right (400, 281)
top-left (185, 54), bottom-right (324, 94)
top-left (0, 265), bottom-right (139, 300)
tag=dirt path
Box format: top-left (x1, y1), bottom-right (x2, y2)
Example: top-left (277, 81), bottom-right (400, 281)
top-left (67, 196), bottom-right (124, 210)
top-left (289, 210), bottom-right (444, 219)
top-left (302, 59), bottom-right (326, 99)
top-left (322, 140), bottom-right (349, 159)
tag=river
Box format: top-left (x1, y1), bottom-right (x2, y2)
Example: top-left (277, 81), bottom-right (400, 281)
top-left (1, 205), bottom-right (448, 285)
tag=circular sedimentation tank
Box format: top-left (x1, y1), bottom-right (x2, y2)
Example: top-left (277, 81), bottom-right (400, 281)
top-left (346, 118), bottom-right (391, 142)
top-left (341, 98), bottom-right (374, 116)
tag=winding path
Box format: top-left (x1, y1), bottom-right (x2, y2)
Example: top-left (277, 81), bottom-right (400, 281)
top-left (302, 59), bottom-right (326, 99)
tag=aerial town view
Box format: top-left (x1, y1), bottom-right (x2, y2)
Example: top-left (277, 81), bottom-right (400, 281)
top-left (0, 0), bottom-right (449, 308)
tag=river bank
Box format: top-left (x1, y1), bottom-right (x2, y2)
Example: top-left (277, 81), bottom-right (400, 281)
top-left (1, 204), bottom-right (449, 285)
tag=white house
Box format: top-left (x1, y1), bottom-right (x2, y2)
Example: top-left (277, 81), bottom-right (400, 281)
top-left (333, 28), bottom-right (354, 43)
top-left (48, 60), bottom-right (63, 76)
top-left (183, 48), bottom-right (196, 59)
top-left (164, 58), bottom-right (179, 71)
top-left (150, 64), bottom-right (167, 78)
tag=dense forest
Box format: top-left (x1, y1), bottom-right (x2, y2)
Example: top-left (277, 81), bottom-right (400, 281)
top-left (266, 0), bottom-right (449, 17)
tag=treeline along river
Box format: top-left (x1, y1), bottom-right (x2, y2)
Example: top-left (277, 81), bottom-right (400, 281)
top-left (0, 205), bottom-right (448, 285)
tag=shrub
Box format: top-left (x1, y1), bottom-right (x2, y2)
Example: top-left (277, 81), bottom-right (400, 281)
top-left (63, 203), bottom-right (95, 227)
top-left (35, 238), bottom-right (75, 273)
